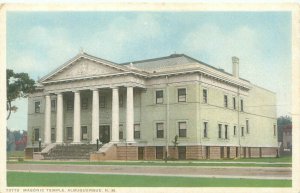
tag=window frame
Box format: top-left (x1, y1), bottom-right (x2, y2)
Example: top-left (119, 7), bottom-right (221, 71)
top-left (134, 124), bottom-right (141, 139)
top-left (99, 95), bottom-right (106, 108)
top-left (218, 124), bottom-right (222, 139)
top-left (178, 121), bottom-right (187, 138)
top-left (240, 99), bottom-right (244, 112)
top-left (246, 120), bottom-right (249, 134)
top-left (224, 95), bottom-right (228, 108)
top-left (155, 90), bottom-right (164, 104)
top-left (273, 124), bottom-right (277, 136)
top-left (156, 122), bottom-right (164, 138)
top-left (66, 100), bottom-right (74, 111)
top-left (81, 126), bottom-right (88, 140)
top-left (224, 125), bottom-right (228, 139)
top-left (34, 128), bottom-right (40, 142)
top-left (233, 97), bottom-right (236, 110)
top-left (203, 122), bottom-right (208, 138)
top-left (34, 101), bottom-right (41, 113)
top-left (233, 125), bottom-right (237, 136)
top-left (203, 89), bottom-right (208, 103)
top-left (177, 88), bottom-right (187, 102)
top-left (81, 97), bottom-right (88, 110)
top-left (51, 99), bottom-right (56, 112)
top-left (241, 126), bottom-right (245, 137)
top-left (119, 124), bottom-right (124, 140)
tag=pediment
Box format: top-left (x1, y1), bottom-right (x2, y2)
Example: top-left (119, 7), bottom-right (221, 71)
top-left (42, 56), bottom-right (127, 82)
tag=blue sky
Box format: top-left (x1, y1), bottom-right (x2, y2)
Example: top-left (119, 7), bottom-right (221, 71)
top-left (6, 11), bottom-right (291, 131)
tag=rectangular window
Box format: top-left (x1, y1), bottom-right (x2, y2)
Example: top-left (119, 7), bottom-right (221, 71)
top-left (134, 124), bottom-right (141, 139)
top-left (156, 146), bottom-right (164, 159)
top-left (156, 123), bottom-right (164, 138)
top-left (203, 122), bottom-right (208, 138)
top-left (81, 98), bottom-right (88, 110)
top-left (224, 95), bottom-right (228, 108)
top-left (233, 97), bottom-right (236, 110)
top-left (67, 100), bottom-right (73, 111)
top-left (274, 124), bottom-right (276, 136)
top-left (178, 122), bottom-right (187, 137)
top-left (156, 90), bottom-right (164, 104)
top-left (218, 124), bottom-right (222, 139)
top-left (119, 94), bottom-right (123, 107)
top-left (81, 126), bottom-right (88, 140)
top-left (119, 124), bottom-right (123, 140)
top-left (34, 101), bottom-right (40, 113)
top-left (99, 96), bottom-right (106, 108)
top-left (34, 128), bottom-right (40, 142)
top-left (241, 127), bottom-right (244, 137)
top-left (240, 99), bottom-right (244, 111)
top-left (225, 125), bottom-right (228, 139)
top-left (51, 99), bottom-right (56, 112)
top-left (246, 120), bottom-right (249, 134)
top-left (51, 128), bottom-right (55, 142)
top-left (234, 126), bottom-right (236, 136)
top-left (178, 88), bottom-right (186, 102)
top-left (67, 127), bottom-right (73, 140)
top-left (203, 89), bottom-right (208, 103)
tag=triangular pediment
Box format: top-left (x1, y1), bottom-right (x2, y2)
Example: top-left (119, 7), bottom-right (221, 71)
top-left (41, 54), bottom-right (128, 83)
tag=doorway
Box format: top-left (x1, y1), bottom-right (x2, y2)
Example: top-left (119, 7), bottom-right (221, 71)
top-left (99, 125), bottom-right (110, 144)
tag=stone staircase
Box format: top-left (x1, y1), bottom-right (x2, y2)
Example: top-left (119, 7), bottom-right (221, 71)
top-left (43, 143), bottom-right (101, 160)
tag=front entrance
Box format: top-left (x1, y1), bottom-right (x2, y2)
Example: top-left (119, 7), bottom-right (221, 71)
top-left (178, 146), bottom-right (186, 160)
top-left (99, 125), bottom-right (110, 144)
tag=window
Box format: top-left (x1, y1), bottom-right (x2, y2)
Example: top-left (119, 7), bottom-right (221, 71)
top-left (34, 101), bottom-right (40, 113)
top-left (246, 120), bottom-right (249, 134)
top-left (178, 122), bottom-right (187, 137)
top-left (119, 94), bottom-right (123, 107)
top-left (203, 122), bottom-right (208, 138)
top-left (203, 89), bottom-right (208, 103)
top-left (156, 123), bottom-right (164, 138)
top-left (233, 126), bottom-right (237, 136)
top-left (67, 127), bottom-right (73, 140)
top-left (240, 99), bottom-right (244, 111)
top-left (156, 146), bottom-right (164, 159)
top-left (178, 88), bottom-right (186, 102)
top-left (51, 99), bottom-right (56, 112)
top-left (34, 128), bottom-right (40, 142)
top-left (218, 124), bottom-right (222, 139)
top-left (273, 124), bottom-right (276, 136)
top-left (67, 100), bottom-right (73, 111)
top-left (156, 90), bottom-right (163, 104)
top-left (81, 126), bottom-right (88, 140)
top-left (99, 96), bottom-right (106, 108)
top-left (224, 95), bottom-right (228, 108)
top-left (119, 124), bottom-right (123, 140)
top-left (225, 125), bottom-right (228, 139)
top-left (241, 127), bottom-right (244, 137)
top-left (134, 124), bottom-right (141, 139)
top-left (51, 128), bottom-right (56, 142)
top-left (81, 98), bottom-right (88, 110)
top-left (233, 97), bottom-right (236, 110)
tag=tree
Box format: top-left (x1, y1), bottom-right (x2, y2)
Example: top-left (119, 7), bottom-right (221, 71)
top-left (6, 69), bottom-right (35, 120)
top-left (277, 115), bottom-right (292, 142)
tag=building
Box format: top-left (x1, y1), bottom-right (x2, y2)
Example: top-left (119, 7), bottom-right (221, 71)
top-left (27, 52), bottom-right (278, 160)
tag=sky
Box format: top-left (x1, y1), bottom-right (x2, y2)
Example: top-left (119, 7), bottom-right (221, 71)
top-left (6, 11), bottom-right (291, 131)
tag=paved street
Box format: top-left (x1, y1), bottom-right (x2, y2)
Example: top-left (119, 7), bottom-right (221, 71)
top-left (7, 163), bottom-right (291, 180)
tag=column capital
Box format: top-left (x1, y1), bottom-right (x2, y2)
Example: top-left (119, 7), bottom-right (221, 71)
top-left (110, 86), bottom-right (119, 89)
top-left (73, 90), bottom-right (81, 93)
top-left (91, 88), bottom-right (99, 91)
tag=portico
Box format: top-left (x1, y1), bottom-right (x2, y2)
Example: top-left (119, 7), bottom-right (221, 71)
top-left (43, 85), bottom-right (136, 144)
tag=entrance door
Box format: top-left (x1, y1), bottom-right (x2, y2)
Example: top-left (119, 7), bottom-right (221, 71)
top-left (138, 147), bottom-right (144, 160)
top-left (66, 127), bottom-right (73, 141)
top-left (178, 146), bottom-right (186, 160)
top-left (99, 125), bottom-right (110, 144)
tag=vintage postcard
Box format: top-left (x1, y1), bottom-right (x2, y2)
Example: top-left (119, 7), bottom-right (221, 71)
top-left (1, 2), bottom-right (299, 193)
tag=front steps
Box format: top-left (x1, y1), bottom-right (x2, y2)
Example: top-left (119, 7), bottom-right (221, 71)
top-left (43, 143), bottom-right (100, 160)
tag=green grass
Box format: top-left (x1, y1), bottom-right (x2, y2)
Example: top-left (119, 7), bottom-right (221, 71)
top-left (7, 172), bottom-right (291, 187)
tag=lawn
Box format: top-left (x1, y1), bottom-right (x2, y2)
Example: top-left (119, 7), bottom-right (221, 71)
top-left (7, 172), bottom-right (292, 187)
top-left (6, 151), bottom-right (24, 158)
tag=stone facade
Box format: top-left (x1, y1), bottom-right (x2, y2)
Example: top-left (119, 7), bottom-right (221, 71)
top-left (27, 52), bottom-right (278, 160)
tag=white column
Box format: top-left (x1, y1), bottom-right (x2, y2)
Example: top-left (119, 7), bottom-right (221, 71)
top-left (126, 86), bottom-right (134, 142)
top-left (44, 94), bottom-right (51, 144)
top-left (73, 90), bottom-right (81, 143)
top-left (92, 89), bottom-right (99, 143)
top-left (111, 87), bottom-right (119, 142)
top-left (56, 93), bottom-right (63, 143)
